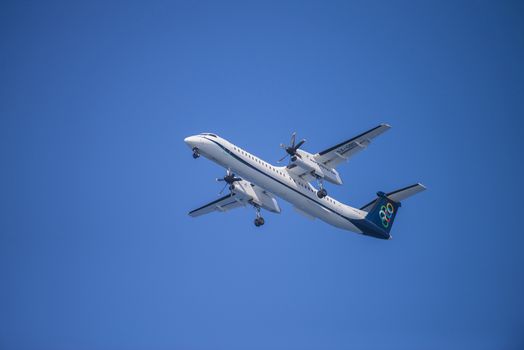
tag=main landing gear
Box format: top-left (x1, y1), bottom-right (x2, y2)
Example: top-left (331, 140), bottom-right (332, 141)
top-left (254, 206), bottom-right (265, 227)
top-left (316, 178), bottom-right (328, 199)
top-left (317, 188), bottom-right (327, 198)
top-left (192, 147), bottom-right (200, 159)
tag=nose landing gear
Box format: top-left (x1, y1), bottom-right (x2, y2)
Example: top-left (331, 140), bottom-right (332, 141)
top-left (254, 206), bottom-right (265, 227)
top-left (192, 148), bottom-right (200, 159)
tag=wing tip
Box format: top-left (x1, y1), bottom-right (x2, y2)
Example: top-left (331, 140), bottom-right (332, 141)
top-left (417, 183), bottom-right (427, 191)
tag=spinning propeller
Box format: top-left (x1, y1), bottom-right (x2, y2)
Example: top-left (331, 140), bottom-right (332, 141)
top-left (278, 132), bottom-right (306, 163)
top-left (216, 168), bottom-right (242, 194)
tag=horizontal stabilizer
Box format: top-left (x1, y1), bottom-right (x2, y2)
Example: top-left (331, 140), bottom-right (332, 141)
top-left (360, 183), bottom-right (426, 212)
top-left (386, 183), bottom-right (426, 203)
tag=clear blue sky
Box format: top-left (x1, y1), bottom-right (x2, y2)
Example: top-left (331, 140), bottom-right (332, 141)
top-left (1, 1), bottom-right (523, 349)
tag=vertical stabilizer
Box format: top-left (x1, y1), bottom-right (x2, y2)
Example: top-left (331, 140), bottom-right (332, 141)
top-left (366, 192), bottom-right (401, 234)
top-left (355, 184), bottom-right (426, 239)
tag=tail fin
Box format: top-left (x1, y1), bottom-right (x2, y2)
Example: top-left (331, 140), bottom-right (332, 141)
top-left (356, 183), bottom-right (426, 239)
top-left (366, 192), bottom-right (400, 234)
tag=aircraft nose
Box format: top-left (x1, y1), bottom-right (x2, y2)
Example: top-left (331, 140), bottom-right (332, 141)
top-left (184, 135), bottom-right (198, 148)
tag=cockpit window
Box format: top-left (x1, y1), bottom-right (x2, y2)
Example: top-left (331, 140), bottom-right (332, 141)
top-left (200, 133), bottom-right (217, 138)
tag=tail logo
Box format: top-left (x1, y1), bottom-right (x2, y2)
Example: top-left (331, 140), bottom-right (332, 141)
top-left (379, 202), bottom-right (395, 228)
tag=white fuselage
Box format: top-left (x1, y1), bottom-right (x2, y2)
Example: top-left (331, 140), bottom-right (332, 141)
top-left (185, 133), bottom-right (367, 233)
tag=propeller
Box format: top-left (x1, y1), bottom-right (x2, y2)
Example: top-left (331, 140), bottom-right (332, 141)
top-left (216, 168), bottom-right (242, 194)
top-left (278, 132), bottom-right (306, 163)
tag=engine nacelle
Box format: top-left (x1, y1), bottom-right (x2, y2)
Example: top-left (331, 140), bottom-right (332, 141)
top-left (292, 151), bottom-right (342, 185)
top-left (231, 180), bottom-right (281, 213)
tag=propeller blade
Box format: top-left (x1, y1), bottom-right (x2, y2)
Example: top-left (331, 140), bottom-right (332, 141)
top-left (216, 178), bottom-right (225, 182)
top-left (277, 154), bottom-right (289, 163)
top-left (295, 139), bottom-right (306, 150)
top-left (290, 132), bottom-right (296, 148)
top-left (219, 183), bottom-right (228, 195)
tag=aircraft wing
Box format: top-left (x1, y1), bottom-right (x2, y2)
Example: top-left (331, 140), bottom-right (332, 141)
top-left (285, 164), bottom-right (316, 182)
top-left (189, 179), bottom-right (281, 217)
top-left (314, 124), bottom-right (391, 169)
top-left (188, 193), bottom-right (248, 217)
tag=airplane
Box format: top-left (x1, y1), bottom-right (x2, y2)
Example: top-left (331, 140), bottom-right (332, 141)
top-left (184, 124), bottom-right (425, 239)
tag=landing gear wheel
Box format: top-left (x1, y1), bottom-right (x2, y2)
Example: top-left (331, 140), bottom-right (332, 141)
top-left (192, 148), bottom-right (200, 159)
top-left (254, 206), bottom-right (264, 227)
top-left (316, 177), bottom-right (327, 198)
top-left (254, 217), bottom-right (265, 227)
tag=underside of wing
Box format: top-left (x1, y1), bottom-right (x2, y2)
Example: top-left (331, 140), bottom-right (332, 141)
top-left (188, 193), bottom-right (248, 217)
top-left (285, 163), bottom-right (317, 182)
top-left (314, 124), bottom-right (391, 169)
